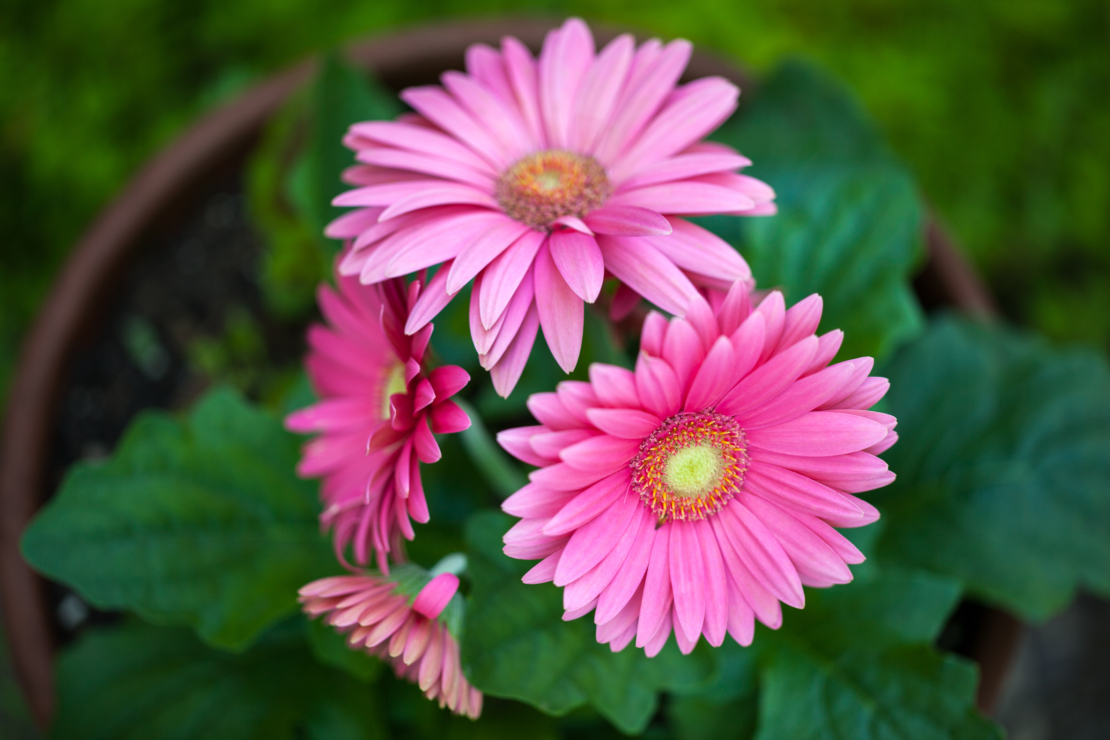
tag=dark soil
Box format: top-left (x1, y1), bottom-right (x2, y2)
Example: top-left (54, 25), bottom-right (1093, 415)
top-left (44, 173), bottom-right (308, 642)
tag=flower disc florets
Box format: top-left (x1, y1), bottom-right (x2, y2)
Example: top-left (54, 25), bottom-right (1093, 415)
top-left (632, 412), bottom-right (749, 522)
top-left (496, 150), bottom-right (612, 230)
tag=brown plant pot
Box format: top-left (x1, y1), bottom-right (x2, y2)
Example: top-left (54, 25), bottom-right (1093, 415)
top-left (0, 17), bottom-right (1014, 731)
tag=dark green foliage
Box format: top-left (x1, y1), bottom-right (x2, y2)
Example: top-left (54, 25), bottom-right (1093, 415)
top-left (462, 511), bottom-right (715, 734)
top-left (21, 386), bottom-right (336, 650)
top-left (875, 317), bottom-right (1110, 620)
top-left (701, 62), bottom-right (924, 362)
top-left (49, 619), bottom-right (386, 740)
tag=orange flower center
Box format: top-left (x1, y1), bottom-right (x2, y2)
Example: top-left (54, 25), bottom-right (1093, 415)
top-left (495, 149), bottom-right (611, 230)
top-left (630, 412), bottom-right (750, 522)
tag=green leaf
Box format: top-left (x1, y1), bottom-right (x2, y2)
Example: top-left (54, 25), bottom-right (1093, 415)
top-left (50, 619), bottom-right (385, 740)
top-left (666, 641), bottom-right (759, 740)
top-left (460, 511), bottom-right (714, 734)
top-left (302, 55), bottom-right (402, 248)
top-left (456, 399), bottom-right (529, 499)
top-left (701, 61), bottom-right (925, 362)
top-left (875, 316), bottom-right (1110, 619)
top-left (21, 386), bottom-right (335, 650)
top-left (305, 617), bottom-right (382, 683)
top-left (756, 568), bottom-right (1000, 740)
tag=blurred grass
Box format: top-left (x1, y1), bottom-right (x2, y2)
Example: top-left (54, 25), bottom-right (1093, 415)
top-left (1, 0), bottom-right (1107, 411)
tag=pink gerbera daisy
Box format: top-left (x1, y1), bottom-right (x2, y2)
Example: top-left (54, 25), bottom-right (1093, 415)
top-left (300, 570), bottom-right (482, 718)
top-left (497, 282), bottom-right (897, 655)
top-left (286, 272), bottom-right (471, 570)
top-left (327, 18), bottom-right (775, 396)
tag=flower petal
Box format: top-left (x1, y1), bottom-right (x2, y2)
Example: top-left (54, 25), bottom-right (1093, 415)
top-left (535, 242), bottom-right (584, 373)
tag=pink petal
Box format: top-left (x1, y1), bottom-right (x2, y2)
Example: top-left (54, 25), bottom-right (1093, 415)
top-left (357, 147), bottom-right (495, 191)
top-left (348, 120), bottom-right (496, 175)
top-left (743, 496), bottom-right (852, 585)
top-left (556, 381), bottom-right (600, 424)
top-left (716, 279), bottom-right (753, 336)
top-left (595, 39), bottom-right (692, 166)
top-left (522, 551), bottom-right (561, 584)
top-left (552, 215), bottom-right (593, 234)
top-left (333, 179), bottom-right (444, 207)
top-left (806, 330), bottom-right (844, 375)
top-left (569, 33), bottom-right (634, 152)
top-left (454, 222), bottom-right (535, 315)
top-left (684, 336), bottom-right (736, 412)
top-left (501, 36), bottom-right (545, 147)
top-left (530, 428), bottom-right (597, 460)
top-left (554, 487), bottom-right (638, 586)
top-left (749, 449), bottom-right (891, 485)
top-left (636, 523), bottom-right (673, 647)
top-left (441, 70), bottom-right (532, 160)
top-left (716, 336), bottom-right (818, 417)
top-left (725, 576), bottom-right (755, 646)
top-left (412, 573), bottom-right (460, 619)
top-left (480, 270), bottom-right (536, 369)
top-left (490, 303), bottom-right (540, 398)
top-left (412, 418), bottom-right (441, 464)
top-left (502, 483), bottom-right (574, 518)
top-left (640, 311), bottom-right (668, 356)
top-left (648, 218), bottom-right (752, 284)
top-left (586, 407), bottom-right (661, 439)
top-left (497, 426), bottom-right (553, 467)
top-left (643, 612), bottom-right (673, 657)
top-left (669, 520), bottom-right (707, 644)
top-left (465, 43), bottom-right (515, 103)
top-left (619, 151), bottom-right (752, 190)
top-left (739, 360), bottom-right (860, 429)
top-left (544, 470), bottom-right (631, 536)
top-left (635, 353), bottom-right (682, 419)
top-left (710, 516), bottom-right (783, 629)
top-left (563, 505), bottom-right (647, 611)
top-left (662, 316), bottom-right (706, 393)
top-left (828, 377), bottom-right (890, 411)
top-left (597, 236), bottom-right (699, 315)
top-left (746, 411), bottom-right (889, 457)
top-left (535, 242), bottom-right (585, 373)
top-left (696, 519), bottom-right (729, 647)
top-left (609, 182), bottom-right (754, 214)
top-left (589, 364), bottom-right (641, 408)
top-left (744, 462), bottom-right (865, 522)
top-left (526, 391), bottom-right (582, 431)
top-left (539, 19), bottom-right (594, 148)
top-left (720, 502), bottom-right (804, 608)
top-left (595, 514), bottom-right (655, 624)
top-left (776, 294), bottom-right (824, 353)
top-left (753, 292), bottom-right (786, 364)
top-left (400, 86), bottom-right (509, 169)
top-left (447, 219), bottom-right (532, 294)
top-left (429, 399), bottom-right (470, 434)
top-left (529, 462), bottom-right (611, 491)
top-left (428, 365), bottom-right (470, 399)
top-left (405, 259), bottom-right (459, 335)
top-left (549, 230), bottom-right (605, 303)
top-left (583, 205), bottom-right (672, 236)
top-left (616, 77), bottom-right (740, 176)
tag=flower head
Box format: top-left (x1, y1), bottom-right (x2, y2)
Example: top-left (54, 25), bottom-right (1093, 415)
top-left (286, 272), bottom-right (471, 570)
top-left (300, 570), bottom-right (481, 718)
top-left (328, 18), bottom-right (774, 396)
top-left (497, 283), bottom-right (896, 655)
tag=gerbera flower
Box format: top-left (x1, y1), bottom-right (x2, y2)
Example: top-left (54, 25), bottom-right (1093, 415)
top-left (497, 282), bottom-right (896, 655)
top-left (300, 570), bottom-right (481, 718)
top-left (327, 18), bottom-right (775, 396)
top-left (286, 272), bottom-right (471, 571)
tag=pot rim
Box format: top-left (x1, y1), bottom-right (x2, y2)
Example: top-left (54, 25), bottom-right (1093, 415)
top-left (0, 16), bottom-right (1002, 730)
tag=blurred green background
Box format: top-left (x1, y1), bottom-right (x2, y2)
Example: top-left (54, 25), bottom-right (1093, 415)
top-left (2, 0), bottom-right (1109, 406)
top-left (1, 1), bottom-right (1107, 733)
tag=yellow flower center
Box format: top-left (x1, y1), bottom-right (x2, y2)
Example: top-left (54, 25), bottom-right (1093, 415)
top-left (495, 149), bottom-right (611, 230)
top-left (381, 362), bottom-right (407, 420)
top-left (631, 412), bottom-right (750, 522)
